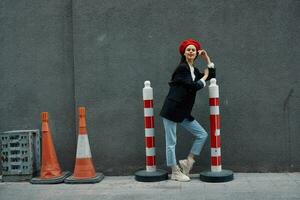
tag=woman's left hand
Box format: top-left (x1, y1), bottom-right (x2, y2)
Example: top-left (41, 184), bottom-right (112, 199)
top-left (198, 50), bottom-right (211, 64)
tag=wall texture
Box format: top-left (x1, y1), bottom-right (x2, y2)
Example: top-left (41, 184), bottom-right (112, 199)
top-left (1, 0), bottom-right (299, 175)
top-left (0, 0), bottom-right (76, 171)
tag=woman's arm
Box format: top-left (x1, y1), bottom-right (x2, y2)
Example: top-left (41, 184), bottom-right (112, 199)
top-left (171, 66), bottom-right (205, 91)
top-left (198, 50), bottom-right (216, 80)
top-left (198, 50), bottom-right (211, 64)
top-left (202, 68), bottom-right (209, 81)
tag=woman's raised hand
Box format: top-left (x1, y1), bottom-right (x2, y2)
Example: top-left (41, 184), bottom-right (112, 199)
top-left (198, 50), bottom-right (211, 64)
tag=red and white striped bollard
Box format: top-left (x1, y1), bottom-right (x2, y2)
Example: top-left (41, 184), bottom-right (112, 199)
top-left (135, 81), bottom-right (168, 182)
top-left (143, 81), bottom-right (156, 172)
top-left (200, 78), bottom-right (234, 182)
top-left (209, 78), bottom-right (222, 172)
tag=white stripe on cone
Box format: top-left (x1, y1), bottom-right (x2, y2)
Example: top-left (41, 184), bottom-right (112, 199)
top-left (146, 165), bottom-right (156, 172)
top-left (76, 135), bottom-right (92, 158)
top-left (210, 106), bottom-right (219, 115)
top-left (143, 81), bottom-right (153, 100)
top-left (143, 92), bottom-right (153, 100)
top-left (209, 89), bottom-right (219, 98)
top-left (209, 79), bottom-right (219, 98)
top-left (145, 128), bottom-right (154, 137)
top-left (211, 148), bottom-right (221, 157)
top-left (146, 147), bottom-right (155, 156)
top-left (144, 108), bottom-right (154, 116)
top-left (211, 165), bottom-right (222, 172)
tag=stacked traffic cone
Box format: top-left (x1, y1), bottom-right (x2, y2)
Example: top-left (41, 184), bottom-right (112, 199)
top-left (65, 107), bottom-right (104, 184)
top-left (31, 112), bottom-right (70, 184)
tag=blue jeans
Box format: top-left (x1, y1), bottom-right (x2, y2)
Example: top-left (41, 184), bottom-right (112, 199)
top-left (162, 117), bottom-right (208, 167)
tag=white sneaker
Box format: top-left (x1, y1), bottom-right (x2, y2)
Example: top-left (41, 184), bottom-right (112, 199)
top-left (179, 158), bottom-right (195, 176)
top-left (171, 166), bottom-right (190, 182)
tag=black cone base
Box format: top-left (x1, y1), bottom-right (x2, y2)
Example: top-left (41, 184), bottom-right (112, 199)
top-left (200, 169), bottom-right (234, 183)
top-left (64, 172), bottom-right (104, 184)
top-left (135, 169), bottom-right (168, 182)
top-left (30, 171), bottom-right (71, 184)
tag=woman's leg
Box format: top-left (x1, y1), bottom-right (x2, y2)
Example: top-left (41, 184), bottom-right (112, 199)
top-left (179, 119), bottom-right (208, 175)
top-left (180, 119), bottom-right (208, 156)
top-left (162, 118), bottom-right (177, 167)
top-left (162, 117), bottom-right (191, 182)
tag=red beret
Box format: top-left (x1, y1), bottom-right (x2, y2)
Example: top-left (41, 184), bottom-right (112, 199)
top-left (179, 39), bottom-right (202, 55)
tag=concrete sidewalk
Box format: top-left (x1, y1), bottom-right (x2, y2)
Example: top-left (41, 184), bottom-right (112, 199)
top-left (0, 173), bottom-right (299, 200)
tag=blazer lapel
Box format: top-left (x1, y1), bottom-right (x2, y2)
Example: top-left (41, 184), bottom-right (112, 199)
top-left (194, 67), bottom-right (201, 81)
top-left (184, 63), bottom-right (194, 82)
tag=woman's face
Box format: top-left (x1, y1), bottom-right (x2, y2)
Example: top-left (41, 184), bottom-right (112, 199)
top-left (184, 44), bottom-right (197, 61)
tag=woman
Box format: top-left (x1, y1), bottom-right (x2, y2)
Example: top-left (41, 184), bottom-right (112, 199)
top-left (160, 38), bottom-right (215, 182)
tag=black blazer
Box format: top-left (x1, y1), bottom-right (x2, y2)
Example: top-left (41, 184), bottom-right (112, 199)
top-left (160, 62), bottom-right (215, 122)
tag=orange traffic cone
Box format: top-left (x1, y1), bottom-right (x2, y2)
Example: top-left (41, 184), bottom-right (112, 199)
top-left (65, 107), bottom-right (104, 183)
top-left (31, 112), bottom-right (70, 184)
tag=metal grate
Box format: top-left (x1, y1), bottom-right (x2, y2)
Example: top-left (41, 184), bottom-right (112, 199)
top-left (0, 130), bottom-right (40, 181)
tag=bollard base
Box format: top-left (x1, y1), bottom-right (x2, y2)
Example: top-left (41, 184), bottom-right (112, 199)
top-left (30, 171), bottom-right (71, 184)
top-left (135, 169), bottom-right (168, 182)
top-left (200, 169), bottom-right (234, 183)
top-left (64, 172), bottom-right (104, 184)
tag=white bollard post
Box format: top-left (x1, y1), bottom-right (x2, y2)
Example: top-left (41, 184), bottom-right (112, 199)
top-left (200, 78), bottom-right (234, 183)
top-left (134, 81), bottom-right (168, 182)
top-left (208, 78), bottom-right (222, 172)
top-left (143, 81), bottom-right (156, 172)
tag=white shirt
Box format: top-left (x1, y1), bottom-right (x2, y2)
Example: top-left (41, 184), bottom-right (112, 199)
top-left (188, 64), bottom-right (196, 81)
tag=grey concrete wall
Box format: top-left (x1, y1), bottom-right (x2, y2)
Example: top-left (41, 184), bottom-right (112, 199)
top-left (73, 0), bottom-right (300, 174)
top-left (0, 0), bottom-right (76, 170)
top-left (0, 0), bottom-right (299, 175)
